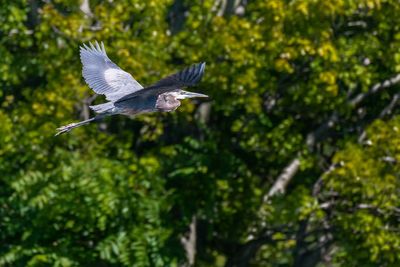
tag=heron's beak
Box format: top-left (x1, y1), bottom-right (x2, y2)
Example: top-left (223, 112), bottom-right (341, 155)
top-left (178, 91), bottom-right (208, 99)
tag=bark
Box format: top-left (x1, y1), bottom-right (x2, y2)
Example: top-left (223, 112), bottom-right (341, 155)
top-left (225, 234), bottom-right (275, 267)
top-left (213, 0), bottom-right (247, 16)
top-left (168, 0), bottom-right (187, 34)
top-left (80, 0), bottom-right (93, 17)
top-left (266, 157), bottom-right (301, 198)
top-left (242, 74), bottom-right (400, 266)
top-left (292, 213), bottom-right (334, 267)
top-left (28, 0), bottom-right (39, 29)
top-left (267, 73), bottom-right (400, 199)
top-left (312, 162), bottom-right (344, 198)
top-left (358, 92), bottom-right (400, 142)
top-left (180, 216), bottom-right (197, 267)
top-left (195, 102), bottom-right (212, 124)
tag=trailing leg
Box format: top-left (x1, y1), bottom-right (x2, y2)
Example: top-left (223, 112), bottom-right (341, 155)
top-left (55, 115), bottom-right (105, 136)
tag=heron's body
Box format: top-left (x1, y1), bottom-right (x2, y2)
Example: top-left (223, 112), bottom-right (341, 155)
top-left (55, 41), bottom-right (207, 136)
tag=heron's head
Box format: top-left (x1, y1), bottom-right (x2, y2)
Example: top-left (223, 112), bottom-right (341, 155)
top-left (175, 90), bottom-right (208, 100)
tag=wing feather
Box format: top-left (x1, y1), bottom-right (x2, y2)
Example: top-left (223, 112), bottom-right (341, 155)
top-left (151, 62), bottom-right (206, 89)
top-left (115, 62), bottom-right (206, 105)
top-left (80, 41), bottom-right (143, 101)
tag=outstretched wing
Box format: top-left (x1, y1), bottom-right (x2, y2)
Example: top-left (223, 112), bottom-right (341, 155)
top-left (80, 41), bottom-right (143, 101)
top-left (150, 62), bottom-right (206, 90)
top-left (115, 62), bottom-right (206, 105)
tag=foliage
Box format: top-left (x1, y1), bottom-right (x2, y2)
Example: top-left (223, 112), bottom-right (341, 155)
top-left (1, 0), bottom-right (400, 266)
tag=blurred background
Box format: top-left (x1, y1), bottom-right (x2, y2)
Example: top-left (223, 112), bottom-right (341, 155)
top-left (1, 0), bottom-right (400, 266)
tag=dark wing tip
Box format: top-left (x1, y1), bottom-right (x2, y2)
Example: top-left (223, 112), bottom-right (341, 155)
top-left (199, 62), bottom-right (206, 71)
top-left (180, 62), bottom-right (206, 86)
top-left (197, 62), bottom-right (206, 77)
top-left (150, 61), bottom-right (207, 89)
top-left (191, 62), bottom-right (206, 84)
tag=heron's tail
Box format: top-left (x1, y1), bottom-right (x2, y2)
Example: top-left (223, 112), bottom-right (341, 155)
top-left (89, 102), bottom-right (114, 113)
top-left (55, 116), bottom-right (104, 136)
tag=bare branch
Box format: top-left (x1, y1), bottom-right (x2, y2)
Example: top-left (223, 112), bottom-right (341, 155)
top-left (195, 102), bottom-right (212, 124)
top-left (180, 216), bottom-right (197, 267)
top-left (359, 92), bottom-right (400, 142)
top-left (267, 74), bottom-right (400, 199)
top-left (266, 158), bottom-right (301, 198)
top-left (378, 92), bottom-right (400, 117)
top-left (306, 113), bottom-right (339, 148)
top-left (225, 228), bottom-right (287, 267)
top-left (312, 161), bottom-right (344, 197)
top-left (265, 113), bottom-right (339, 200)
top-left (349, 74), bottom-right (400, 107)
top-left (80, 0), bottom-right (93, 17)
top-left (212, 0), bottom-right (247, 17)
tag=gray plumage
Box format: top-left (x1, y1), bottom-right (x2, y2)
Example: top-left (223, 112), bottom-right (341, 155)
top-left (55, 41), bottom-right (207, 136)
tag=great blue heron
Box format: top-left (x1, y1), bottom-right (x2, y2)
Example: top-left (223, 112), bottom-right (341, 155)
top-left (55, 41), bottom-right (207, 136)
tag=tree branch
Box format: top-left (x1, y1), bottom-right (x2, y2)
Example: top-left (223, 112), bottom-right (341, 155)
top-left (180, 216), bottom-right (197, 267)
top-left (349, 74), bottom-right (400, 107)
top-left (266, 73), bottom-right (400, 199)
top-left (266, 157), bottom-right (301, 199)
top-left (80, 0), bottom-right (93, 17)
top-left (225, 229), bottom-right (287, 267)
top-left (312, 161), bottom-right (344, 197)
top-left (359, 92), bottom-right (400, 142)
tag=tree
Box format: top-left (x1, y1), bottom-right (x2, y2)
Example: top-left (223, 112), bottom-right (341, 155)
top-left (1, 0), bottom-right (400, 266)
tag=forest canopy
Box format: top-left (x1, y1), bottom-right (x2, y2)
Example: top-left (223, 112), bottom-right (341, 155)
top-left (1, 0), bottom-right (400, 266)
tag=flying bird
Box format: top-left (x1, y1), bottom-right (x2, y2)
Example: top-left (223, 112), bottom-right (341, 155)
top-left (55, 41), bottom-right (207, 136)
